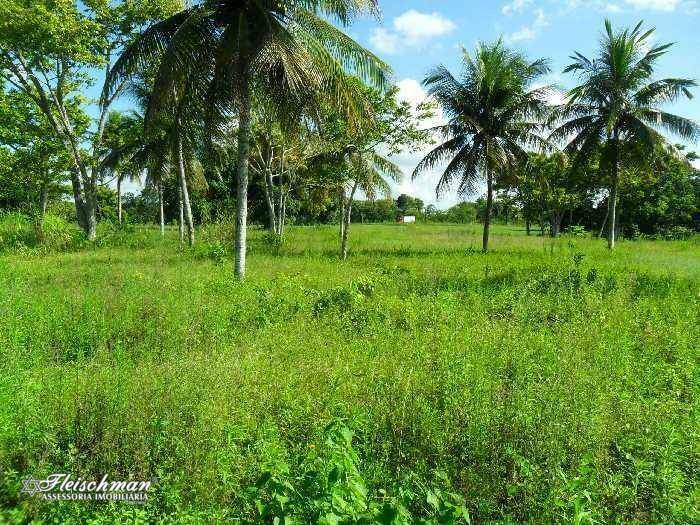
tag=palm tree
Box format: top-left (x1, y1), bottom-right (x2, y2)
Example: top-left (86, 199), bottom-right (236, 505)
top-left (413, 41), bottom-right (552, 252)
top-left (105, 0), bottom-right (388, 279)
top-left (336, 147), bottom-right (401, 259)
top-left (550, 20), bottom-right (699, 249)
top-left (102, 112), bottom-right (145, 224)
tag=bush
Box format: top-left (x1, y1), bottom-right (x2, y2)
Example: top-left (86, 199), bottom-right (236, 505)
top-left (193, 240), bottom-right (228, 263)
top-left (0, 212), bottom-right (33, 251)
top-left (261, 231), bottom-right (285, 255)
top-left (94, 221), bottom-right (160, 249)
top-left (0, 213), bottom-right (83, 252)
top-left (563, 225), bottom-right (588, 237)
top-left (655, 225), bottom-right (694, 241)
top-left (36, 215), bottom-right (84, 251)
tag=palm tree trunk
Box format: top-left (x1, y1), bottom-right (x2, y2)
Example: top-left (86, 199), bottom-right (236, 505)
top-left (263, 169), bottom-right (277, 233)
top-left (550, 212), bottom-right (562, 237)
top-left (338, 187), bottom-right (346, 242)
top-left (340, 181), bottom-right (358, 260)
top-left (608, 180), bottom-right (618, 249)
top-left (608, 135), bottom-right (620, 250)
top-left (36, 179), bottom-right (48, 243)
top-left (482, 170), bottom-right (493, 252)
top-left (177, 135), bottom-right (194, 247)
top-left (178, 185), bottom-right (184, 244)
top-left (277, 173), bottom-right (284, 235)
top-left (598, 191), bottom-right (610, 238)
top-left (235, 82), bottom-right (252, 279)
top-left (117, 177), bottom-right (122, 224)
top-left (84, 186), bottom-right (97, 241)
top-left (159, 182), bottom-right (165, 237)
top-left (280, 187), bottom-right (287, 236)
top-left (40, 183), bottom-right (48, 218)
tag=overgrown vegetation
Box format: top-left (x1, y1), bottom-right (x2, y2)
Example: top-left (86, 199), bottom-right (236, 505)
top-left (0, 224), bottom-right (697, 523)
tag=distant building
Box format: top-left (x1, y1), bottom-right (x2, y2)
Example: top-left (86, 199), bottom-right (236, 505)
top-left (398, 215), bottom-right (416, 224)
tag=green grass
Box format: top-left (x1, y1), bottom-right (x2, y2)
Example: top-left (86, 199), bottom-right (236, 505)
top-left (0, 223), bottom-right (698, 523)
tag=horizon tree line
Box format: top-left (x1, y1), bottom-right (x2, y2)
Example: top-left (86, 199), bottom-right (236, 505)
top-left (1, 1), bottom-right (698, 275)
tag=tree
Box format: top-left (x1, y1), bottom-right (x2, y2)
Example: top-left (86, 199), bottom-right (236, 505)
top-left (413, 41), bottom-right (552, 252)
top-left (107, 0), bottom-right (389, 279)
top-left (313, 83), bottom-right (430, 258)
top-left (102, 112), bottom-right (144, 224)
top-left (0, 84), bottom-right (71, 217)
top-left (396, 194), bottom-right (424, 217)
top-left (507, 153), bottom-right (584, 237)
top-left (0, 0), bottom-right (181, 239)
top-left (617, 145), bottom-right (699, 235)
top-left (550, 19), bottom-right (699, 249)
top-left (249, 112), bottom-right (314, 236)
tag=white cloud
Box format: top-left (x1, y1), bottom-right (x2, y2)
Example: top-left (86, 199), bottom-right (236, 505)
top-left (383, 79), bottom-right (468, 208)
top-left (393, 10), bottom-right (457, 39)
top-left (502, 0), bottom-right (534, 15)
top-left (505, 8), bottom-right (549, 42)
top-left (369, 10), bottom-right (456, 55)
top-left (604, 3), bottom-right (623, 12)
top-left (558, 0), bottom-right (697, 12)
top-left (622, 0), bottom-right (680, 10)
top-left (369, 28), bottom-right (400, 54)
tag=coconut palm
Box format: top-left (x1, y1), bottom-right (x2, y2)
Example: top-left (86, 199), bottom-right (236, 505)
top-left (102, 112), bottom-right (144, 224)
top-left (413, 41), bottom-right (552, 252)
top-left (104, 0), bottom-right (389, 278)
top-left (550, 20), bottom-right (699, 249)
top-left (337, 147), bottom-right (401, 259)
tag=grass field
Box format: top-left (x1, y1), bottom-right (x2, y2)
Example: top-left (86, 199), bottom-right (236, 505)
top-left (0, 223), bottom-right (698, 523)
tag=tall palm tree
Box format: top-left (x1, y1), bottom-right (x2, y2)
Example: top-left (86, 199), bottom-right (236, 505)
top-left (550, 20), bottom-right (699, 249)
top-left (413, 41), bottom-right (552, 252)
top-left (105, 0), bottom-right (388, 278)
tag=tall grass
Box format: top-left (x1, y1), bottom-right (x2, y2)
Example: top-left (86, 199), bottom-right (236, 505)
top-left (0, 223), bottom-right (697, 523)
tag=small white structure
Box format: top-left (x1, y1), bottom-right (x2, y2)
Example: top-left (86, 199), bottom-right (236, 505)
top-left (400, 215), bottom-right (416, 224)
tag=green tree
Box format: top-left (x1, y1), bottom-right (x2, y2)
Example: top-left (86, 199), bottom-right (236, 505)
top-left (551, 19), bottom-right (699, 249)
top-left (0, 84), bottom-right (71, 216)
top-left (509, 153), bottom-right (585, 237)
top-left (396, 194), bottom-right (424, 217)
top-left (106, 0), bottom-right (389, 278)
top-left (618, 145), bottom-right (699, 235)
top-left (413, 41), bottom-right (552, 252)
top-left (313, 83), bottom-right (430, 259)
top-left (0, 0), bottom-right (181, 239)
top-left (101, 112), bottom-right (144, 224)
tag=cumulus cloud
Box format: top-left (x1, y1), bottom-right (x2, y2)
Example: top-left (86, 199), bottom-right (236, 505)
top-left (369, 10), bottom-right (457, 55)
top-left (502, 0), bottom-right (534, 15)
top-left (505, 8), bottom-right (549, 42)
top-left (381, 79), bottom-right (468, 208)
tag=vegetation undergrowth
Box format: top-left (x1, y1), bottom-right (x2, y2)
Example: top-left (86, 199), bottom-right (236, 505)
top-left (0, 224), bottom-right (697, 523)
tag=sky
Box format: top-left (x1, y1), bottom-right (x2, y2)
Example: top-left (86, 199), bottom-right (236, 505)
top-left (117, 0), bottom-right (700, 208)
top-left (348, 0), bottom-right (700, 208)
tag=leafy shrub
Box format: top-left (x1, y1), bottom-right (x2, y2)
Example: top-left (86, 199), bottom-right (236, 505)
top-left (0, 212), bottom-right (33, 251)
top-left (93, 221), bottom-right (160, 249)
top-left (563, 225), bottom-right (588, 237)
top-left (0, 213), bottom-right (83, 252)
top-left (654, 225), bottom-right (694, 240)
top-left (35, 214), bottom-right (84, 251)
top-left (193, 240), bottom-right (228, 264)
top-left (261, 231), bottom-right (285, 255)
top-left (247, 421), bottom-right (471, 525)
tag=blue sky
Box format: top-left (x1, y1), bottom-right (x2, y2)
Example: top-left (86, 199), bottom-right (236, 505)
top-left (347, 0), bottom-right (700, 207)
